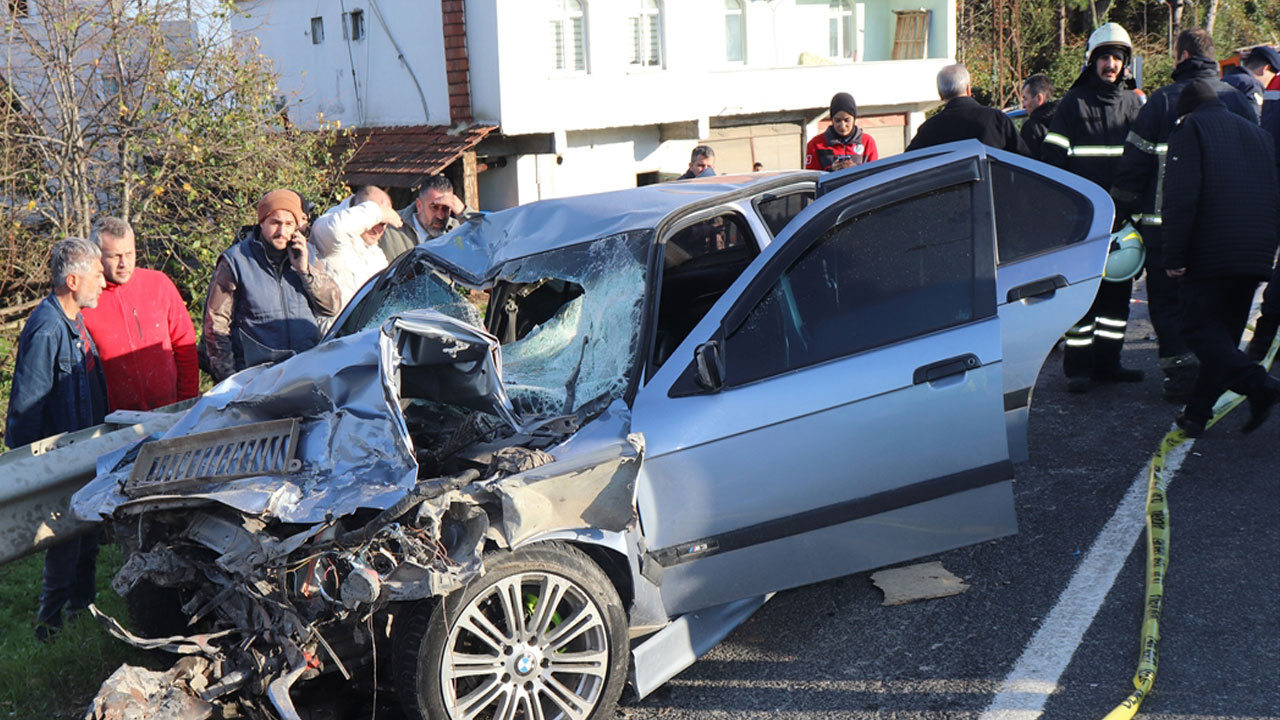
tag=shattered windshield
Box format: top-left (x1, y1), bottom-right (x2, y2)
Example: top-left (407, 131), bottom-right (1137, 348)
top-left (334, 255), bottom-right (482, 337)
top-left (496, 231), bottom-right (650, 417)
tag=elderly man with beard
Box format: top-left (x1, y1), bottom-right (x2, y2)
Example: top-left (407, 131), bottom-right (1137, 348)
top-left (5, 237), bottom-right (108, 640)
top-left (202, 189), bottom-right (342, 381)
top-left (309, 185), bottom-right (404, 330)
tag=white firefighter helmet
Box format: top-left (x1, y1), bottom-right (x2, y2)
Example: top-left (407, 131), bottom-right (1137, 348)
top-left (1103, 222), bottom-right (1145, 282)
top-left (1086, 23), bottom-right (1133, 63)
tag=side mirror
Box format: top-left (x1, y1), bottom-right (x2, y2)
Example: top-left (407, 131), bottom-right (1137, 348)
top-left (693, 341), bottom-right (725, 392)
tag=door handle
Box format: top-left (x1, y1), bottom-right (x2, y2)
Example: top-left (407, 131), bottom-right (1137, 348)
top-left (913, 353), bottom-right (981, 385)
top-left (1006, 275), bottom-right (1068, 303)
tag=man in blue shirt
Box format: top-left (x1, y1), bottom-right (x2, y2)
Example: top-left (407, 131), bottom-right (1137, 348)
top-left (6, 236), bottom-right (109, 640)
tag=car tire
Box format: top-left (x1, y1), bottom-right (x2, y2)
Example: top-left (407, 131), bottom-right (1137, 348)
top-left (394, 541), bottom-right (629, 720)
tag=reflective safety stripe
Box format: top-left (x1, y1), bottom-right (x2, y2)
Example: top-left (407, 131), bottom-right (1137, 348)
top-left (1043, 132), bottom-right (1071, 150)
top-left (1097, 317), bottom-right (1128, 328)
top-left (1068, 324), bottom-right (1096, 334)
top-left (1065, 338), bottom-right (1094, 346)
top-left (1264, 90), bottom-right (1280, 101)
top-left (1070, 145), bottom-right (1126, 157)
top-left (1126, 130), bottom-right (1157, 154)
top-left (1096, 329), bottom-right (1127, 340)
top-left (1140, 214), bottom-right (1162, 226)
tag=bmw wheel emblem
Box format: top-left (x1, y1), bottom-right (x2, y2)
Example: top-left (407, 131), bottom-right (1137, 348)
top-left (516, 653), bottom-right (536, 676)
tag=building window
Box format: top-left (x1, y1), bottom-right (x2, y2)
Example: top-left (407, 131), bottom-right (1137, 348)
top-left (628, 0), bottom-right (662, 68)
top-left (310, 17), bottom-right (325, 45)
top-left (551, 0), bottom-right (587, 72)
top-left (828, 0), bottom-right (854, 59)
top-left (725, 0), bottom-right (745, 63)
top-left (345, 9), bottom-right (365, 41)
top-left (891, 10), bottom-right (930, 60)
top-left (8, 0), bottom-right (29, 18)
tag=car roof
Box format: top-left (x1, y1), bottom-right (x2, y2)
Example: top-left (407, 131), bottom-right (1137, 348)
top-left (417, 171), bottom-right (819, 281)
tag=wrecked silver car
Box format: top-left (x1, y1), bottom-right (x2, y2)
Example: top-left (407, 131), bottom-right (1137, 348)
top-left (73, 141), bottom-right (1117, 719)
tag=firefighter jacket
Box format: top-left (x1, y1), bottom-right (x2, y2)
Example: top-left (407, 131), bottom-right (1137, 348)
top-left (1042, 71), bottom-right (1141, 190)
top-left (1221, 65), bottom-right (1264, 118)
top-left (805, 126), bottom-right (879, 170)
top-left (1161, 99), bottom-right (1280, 280)
top-left (1020, 99), bottom-right (1059, 158)
top-left (1109, 55), bottom-right (1258, 229)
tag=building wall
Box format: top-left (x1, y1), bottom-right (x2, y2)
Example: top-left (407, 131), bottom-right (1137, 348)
top-left (232, 0), bottom-right (452, 127)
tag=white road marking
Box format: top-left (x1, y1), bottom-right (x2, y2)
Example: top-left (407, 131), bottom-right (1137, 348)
top-left (977, 431), bottom-right (1195, 720)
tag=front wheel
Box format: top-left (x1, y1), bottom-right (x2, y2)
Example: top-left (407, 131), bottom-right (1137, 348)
top-left (395, 542), bottom-right (629, 720)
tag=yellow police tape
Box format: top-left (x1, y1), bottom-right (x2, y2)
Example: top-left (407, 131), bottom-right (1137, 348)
top-left (1102, 333), bottom-right (1278, 720)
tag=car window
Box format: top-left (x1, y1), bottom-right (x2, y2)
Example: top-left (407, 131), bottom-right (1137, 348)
top-left (651, 213), bottom-right (759, 372)
top-left (494, 231), bottom-right (650, 417)
top-left (332, 255), bottom-right (482, 337)
top-left (991, 161), bottom-right (1092, 264)
top-left (724, 183), bottom-right (978, 386)
top-left (755, 191), bottom-right (814, 237)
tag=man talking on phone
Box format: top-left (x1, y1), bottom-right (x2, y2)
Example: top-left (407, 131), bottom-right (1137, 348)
top-left (202, 189), bottom-right (342, 381)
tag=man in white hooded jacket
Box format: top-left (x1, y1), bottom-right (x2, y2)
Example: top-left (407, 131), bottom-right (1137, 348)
top-left (310, 185), bottom-right (403, 331)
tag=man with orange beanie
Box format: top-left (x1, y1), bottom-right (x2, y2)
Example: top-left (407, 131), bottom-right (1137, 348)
top-left (201, 189), bottom-right (341, 381)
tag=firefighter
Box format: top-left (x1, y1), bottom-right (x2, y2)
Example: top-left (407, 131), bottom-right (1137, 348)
top-left (1041, 23), bottom-right (1144, 393)
top-left (1109, 28), bottom-right (1258, 401)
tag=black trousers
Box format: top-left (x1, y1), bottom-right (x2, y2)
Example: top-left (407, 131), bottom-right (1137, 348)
top-left (1064, 277), bottom-right (1134, 378)
top-left (1143, 229), bottom-right (1192, 359)
top-left (1255, 261), bottom-right (1280, 338)
top-left (1178, 277), bottom-right (1269, 422)
top-left (37, 528), bottom-right (99, 629)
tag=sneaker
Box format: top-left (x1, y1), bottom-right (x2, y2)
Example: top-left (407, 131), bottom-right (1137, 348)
top-left (1094, 366), bottom-right (1145, 383)
top-left (1242, 376), bottom-right (1280, 434)
top-left (1174, 413), bottom-right (1206, 438)
top-left (1067, 376), bottom-right (1091, 393)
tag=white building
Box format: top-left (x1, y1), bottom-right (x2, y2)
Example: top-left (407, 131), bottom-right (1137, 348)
top-left (233, 0), bottom-right (956, 210)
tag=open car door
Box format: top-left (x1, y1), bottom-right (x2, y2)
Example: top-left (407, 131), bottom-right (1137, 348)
top-left (632, 143), bottom-right (1016, 617)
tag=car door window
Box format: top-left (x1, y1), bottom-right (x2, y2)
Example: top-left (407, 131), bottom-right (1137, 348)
top-left (991, 161), bottom-right (1093, 264)
top-left (651, 212), bottom-right (759, 371)
top-left (724, 183), bottom-right (979, 386)
top-left (754, 191), bottom-right (814, 238)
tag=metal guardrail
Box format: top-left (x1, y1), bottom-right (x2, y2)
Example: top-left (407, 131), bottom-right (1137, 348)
top-left (0, 400), bottom-right (193, 566)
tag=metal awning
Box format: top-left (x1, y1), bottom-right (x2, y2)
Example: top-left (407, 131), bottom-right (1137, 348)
top-left (340, 124), bottom-right (498, 189)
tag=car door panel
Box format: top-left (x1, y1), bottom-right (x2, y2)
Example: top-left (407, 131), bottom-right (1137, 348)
top-left (984, 150), bottom-right (1115, 461)
top-left (632, 146), bottom-right (1013, 617)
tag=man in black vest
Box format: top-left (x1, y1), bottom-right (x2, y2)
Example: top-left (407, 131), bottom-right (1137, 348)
top-left (1161, 80), bottom-right (1280, 437)
top-left (202, 189), bottom-right (342, 381)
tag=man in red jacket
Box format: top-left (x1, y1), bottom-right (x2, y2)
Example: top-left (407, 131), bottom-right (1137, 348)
top-left (82, 217), bottom-right (199, 411)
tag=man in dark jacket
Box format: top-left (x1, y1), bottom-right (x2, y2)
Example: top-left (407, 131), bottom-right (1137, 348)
top-left (1110, 28), bottom-right (1259, 401)
top-left (1019, 73), bottom-right (1058, 157)
top-left (907, 64), bottom-right (1031, 155)
top-left (6, 237), bottom-right (109, 639)
top-left (1042, 23), bottom-right (1145, 392)
top-left (1222, 45), bottom-right (1279, 118)
top-left (1161, 80), bottom-right (1280, 437)
top-left (202, 189), bottom-right (342, 381)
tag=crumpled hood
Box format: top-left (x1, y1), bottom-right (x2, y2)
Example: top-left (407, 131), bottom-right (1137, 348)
top-left (71, 310), bottom-right (520, 525)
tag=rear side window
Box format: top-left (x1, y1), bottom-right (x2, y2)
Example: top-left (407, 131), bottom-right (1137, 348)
top-left (755, 191), bottom-right (814, 237)
top-left (992, 161), bottom-right (1092, 264)
top-left (725, 183), bottom-right (977, 386)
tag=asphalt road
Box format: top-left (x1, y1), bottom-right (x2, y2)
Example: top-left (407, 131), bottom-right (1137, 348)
top-left (619, 281), bottom-right (1280, 720)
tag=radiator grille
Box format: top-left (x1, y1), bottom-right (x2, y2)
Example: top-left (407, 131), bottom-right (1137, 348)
top-left (124, 418), bottom-right (302, 498)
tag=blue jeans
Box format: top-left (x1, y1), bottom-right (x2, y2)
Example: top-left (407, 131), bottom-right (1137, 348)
top-left (37, 528), bottom-right (100, 629)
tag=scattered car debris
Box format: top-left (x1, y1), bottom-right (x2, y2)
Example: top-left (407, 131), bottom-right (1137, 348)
top-left (871, 562), bottom-right (970, 606)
